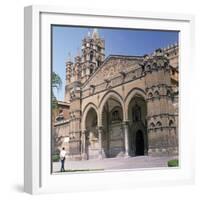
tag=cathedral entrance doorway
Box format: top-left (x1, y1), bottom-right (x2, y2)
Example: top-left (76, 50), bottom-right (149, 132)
top-left (135, 130), bottom-right (144, 156)
top-left (127, 94), bottom-right (147, 156)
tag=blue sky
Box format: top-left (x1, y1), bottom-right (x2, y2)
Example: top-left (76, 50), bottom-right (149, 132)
top-left (52, 26), bottom-right (178, 100)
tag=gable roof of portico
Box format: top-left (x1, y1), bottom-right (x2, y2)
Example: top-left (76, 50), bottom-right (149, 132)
top-left (82, 55), bottom-right (143, 89)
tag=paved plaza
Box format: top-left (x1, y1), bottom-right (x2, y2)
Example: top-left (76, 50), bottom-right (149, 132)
top-left (52, 155), bottom-right (178, 173)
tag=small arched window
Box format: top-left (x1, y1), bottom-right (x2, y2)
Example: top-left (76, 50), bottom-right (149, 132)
top-left (111, 110), bottom-right (121, 122)
top-left (146, 64), bottom-right (151, 71)
top-left (97, 60), bottom-right (101, 67)
top-left (97, 46), bottom-right (101, 52)
top-left (150, 122), bottom-right (155, 128)
top-left (90, 66), bottom-right (94, 74)
top-left (59, 109), bottom-right (63, 114)
top-left (154, 91), bottom-right (159, 97)
top-left (132, 104), bottom-right (141, 122)
top-left (90, 51), bottom-right (93, 61)
top-left (169, 120), bottom-right (174, 127)
top-left (167, 90), bottom-right (171, 96)
top-left (156, 121), bottom-right (162, 127)
top-left (148, 92), bottom-right (153, 98)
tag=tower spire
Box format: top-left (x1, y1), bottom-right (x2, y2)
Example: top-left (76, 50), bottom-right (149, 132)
top-left (67, 52), bottom-right (72, 62)
top-left (92, 28), bottom-right (99, 38)
top-left (77, 47), bottom-right (81, 57)
top-left (87, 29), bottom-right (91, 38)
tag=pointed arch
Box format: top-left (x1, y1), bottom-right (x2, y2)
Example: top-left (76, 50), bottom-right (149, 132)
top-left (98, 90), bottom-right (125, 126)
top-left (150, 122), bottom-right (155, 128)
top-left (156, 121), bottom-right (162, 127)
top-left (148, 92), bottom-right (153, 99)
top-left (124, 88), bottom-right (146, 120)
top-left (154, 90), bottom-right (159, 97)
top-left (82, 103), bottom-right (99, 130)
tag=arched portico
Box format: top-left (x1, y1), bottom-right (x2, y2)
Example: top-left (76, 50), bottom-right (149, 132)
top-left (81, 89), bottom-right (148, 159)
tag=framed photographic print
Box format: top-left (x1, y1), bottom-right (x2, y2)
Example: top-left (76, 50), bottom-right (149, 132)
top-left (24, 5), bottom-right (195, 194)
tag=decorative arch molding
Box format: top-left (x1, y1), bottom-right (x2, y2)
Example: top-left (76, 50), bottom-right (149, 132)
top-left (156, 121), bottom-right (162, 127)
top-left (154, 90), bottom-right (160, 97)
top-left (110, 105), bottom-right (123, 114)
top-left (82, 102), bottom-right (99, 130)
top-left (124, 88), bottom-right (146, 120)
top-left (150, 122), bottom-right (155, 128)
top-left (148, 118), bottom-right (157, 126)
top-left (98, 90), bottom-right (125, 126)
top-left (147, 92), bottom-right (153, 99)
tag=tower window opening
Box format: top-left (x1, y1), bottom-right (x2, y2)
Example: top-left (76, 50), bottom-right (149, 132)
top-left (90, 52), bottom-right (93, 61)
top-left (90, 66), bottom-right (94, 75)
top-left (97, 60), bottom-right (101, 67)
top-left (97, 46), bottom-right (101, 52)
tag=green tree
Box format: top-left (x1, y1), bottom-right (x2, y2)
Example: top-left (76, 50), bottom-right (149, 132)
top-left (52, 72), bottom-right (62, 120)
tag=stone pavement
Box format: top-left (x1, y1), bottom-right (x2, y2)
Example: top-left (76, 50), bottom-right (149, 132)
top-left (52, 155), bottom-right (178, 173)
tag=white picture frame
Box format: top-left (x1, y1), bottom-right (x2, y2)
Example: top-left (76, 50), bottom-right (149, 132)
top-left (24, 5), bottom-right (195, 194)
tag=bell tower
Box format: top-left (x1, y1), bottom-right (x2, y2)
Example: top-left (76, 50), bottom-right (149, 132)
top-left (64, 29), bottom-right (105, 160)
top-left (81, 29), bottom-right (105, 83)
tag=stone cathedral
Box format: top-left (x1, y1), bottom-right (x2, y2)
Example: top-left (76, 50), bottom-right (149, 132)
top-left (52, 29), bottom-right (179, 160)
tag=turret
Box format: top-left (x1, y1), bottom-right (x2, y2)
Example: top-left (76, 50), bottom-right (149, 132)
top-left (74, 55), bottom-right (81, 81)
top-left (66, 54), bottom-right (82, 160)
top-left (65, 53), bottom-right (73, 103)
top-left (65, 55), bottom-right (73, 84)
top-left (144, 48), bottom-right (178, 155)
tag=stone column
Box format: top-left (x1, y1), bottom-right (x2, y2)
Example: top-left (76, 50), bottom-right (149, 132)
top-left (123, 121), bottom-right (130, 157)
top-left (81, 129), bottom-right (87, 160)
top-left (98, 126), bottom-right (105, 159)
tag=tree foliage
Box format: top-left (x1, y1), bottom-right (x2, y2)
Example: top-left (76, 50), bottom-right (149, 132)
top-left (51, 72), bottom-right (62, 119)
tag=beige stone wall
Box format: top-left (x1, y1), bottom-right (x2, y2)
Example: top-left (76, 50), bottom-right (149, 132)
top-left (52, 122), bottom-right (70, 154)
top-left (53, 44), bottom-right (179, 159)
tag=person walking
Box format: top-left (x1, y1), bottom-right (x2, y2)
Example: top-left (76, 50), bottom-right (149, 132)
top-left (60, 147), bottom-right (66, 172)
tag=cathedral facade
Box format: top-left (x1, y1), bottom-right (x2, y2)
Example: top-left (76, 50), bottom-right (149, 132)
top-left (53, 29), bottom-right (179, 160)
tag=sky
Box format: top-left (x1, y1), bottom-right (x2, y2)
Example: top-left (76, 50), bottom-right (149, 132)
top-left (52, 26), bottom-right (178, 101)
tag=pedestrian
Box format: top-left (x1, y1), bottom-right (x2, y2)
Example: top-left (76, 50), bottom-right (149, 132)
top-left (60, 147), bottom-right (66, 172)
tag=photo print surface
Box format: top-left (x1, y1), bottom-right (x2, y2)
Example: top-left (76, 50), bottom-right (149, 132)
top-left (51, 26), bottom-right (179, 173)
